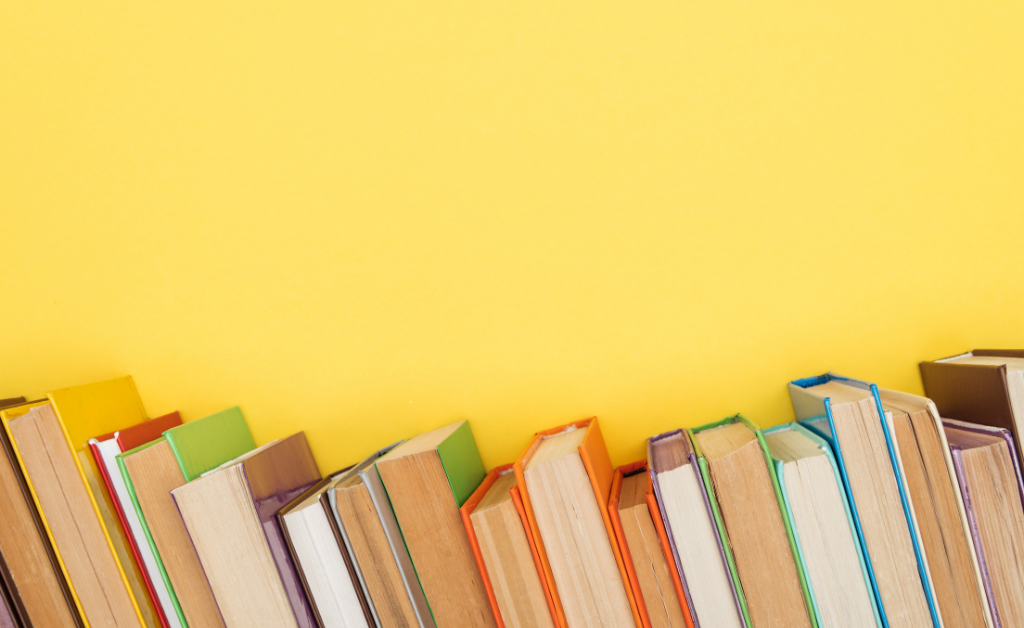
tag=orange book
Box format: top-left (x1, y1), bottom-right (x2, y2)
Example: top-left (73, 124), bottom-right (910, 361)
top-left (513, 418), bottom-right (641, 628)
top-left (461, 464), bottom-right (559, 628)
top-left (610, 461), bottom-right (695, 628)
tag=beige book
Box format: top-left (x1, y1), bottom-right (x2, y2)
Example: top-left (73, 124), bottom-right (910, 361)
top-left (879, 388), bottom-right (990, 628)
top-left (8, 404), bottom-right (141, 628)
top-left (375, 421), bottom-right (497, 628)
top-left (121, 440), bottom-right (226, 628)
top-left (332, 473), bottom-right (421, 628)
top-left (523, 428), bottom-right (634, 628)
top-left (792, 380), bottom-right (932, 628)
top-left (469, 471), bottom-right (556, 628)
top-left (945, 422), bottom-right (1024, 626)
top-left (693, 422), bottom-right (811, 628)
top-left (766, 428), bottom-right (876, 628)
top-left (616, 472), bottom-right (687, 628)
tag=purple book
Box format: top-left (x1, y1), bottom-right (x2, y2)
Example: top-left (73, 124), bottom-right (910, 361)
top-left (945, 419), bottom-right (1024, 628)
top-left (0, 584), bottom-right (16, 628)
top-left (647, 429), bottom-right (747, 628)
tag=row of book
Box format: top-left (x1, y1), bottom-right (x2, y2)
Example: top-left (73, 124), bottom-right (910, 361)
top-left (2, 350), bottom-right (1024, 628)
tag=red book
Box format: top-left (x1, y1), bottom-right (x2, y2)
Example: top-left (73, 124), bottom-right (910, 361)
top-left (88, 411), bottom-right (184, 628)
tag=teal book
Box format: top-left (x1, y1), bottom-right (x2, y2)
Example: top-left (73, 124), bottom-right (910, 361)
top-left (164, 406), bottom-right (255, 481)
top-left (375, 420), bottom-right (495, 628)
top-left (763, 422), bottom-right (882, 628)
top-left (690, 415), bottom-right (817, 628)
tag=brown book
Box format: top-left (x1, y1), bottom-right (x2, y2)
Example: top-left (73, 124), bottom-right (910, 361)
top-left (921, 350), bottom-right (1024, 468)
top-left (121, 439), bottom-right (226, 628)
top-left (877, 387), bottom-right (990, 628)
top-left (0, 399), bottom-right (80, 628)
top-left (375, 421), bottom-right (497, 628)
top-left (172, 434), bottom-right (322, 628)
top-left (6, 403), bottom-right (141, 627)
top-left (691, 421), bottom-right (812, 628)
top-left (330, 465), bottom-right (427, 628)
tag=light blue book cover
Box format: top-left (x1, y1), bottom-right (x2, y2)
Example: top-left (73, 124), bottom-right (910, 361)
top-left (788, 373), bottom-right (941, 628)
top-left (764, 422), bottom-right (882, 628)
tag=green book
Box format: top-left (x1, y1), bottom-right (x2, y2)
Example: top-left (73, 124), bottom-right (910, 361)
top-left (118, 439), bottom-right (189, 628)
top-left (376, 420), bottom-right (491, 627)
top-left (164, 406), bottom-right (255, 481)
top-left (690, 415), bottom-right (818, 628)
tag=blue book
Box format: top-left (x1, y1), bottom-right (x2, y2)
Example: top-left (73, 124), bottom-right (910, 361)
top-left (788, 373), bottom-right (940, 628)
top-left (764, 422), bottom-right (882, 628)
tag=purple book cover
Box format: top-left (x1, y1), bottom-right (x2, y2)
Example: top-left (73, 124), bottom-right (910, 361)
top-left (647, 429), bottom-right (747, 628)
top-left (240, 433), bottom-right (323, 628)
top-left (944, 419), bottom-right (1024, 628)
top-left (0, 588), bottom-right (15, 628)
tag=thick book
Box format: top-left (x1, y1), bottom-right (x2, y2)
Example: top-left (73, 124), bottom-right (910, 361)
top-left (460, 464), bottom-right (557, 628)
top-left (609, 462), bottom-right (693, 628)
top-left (690, 415), bottom-right (815, 628)
top-left (164, 406), bottom-right (255, 482)
top-left (513, 418), bottom-right (639, 628)
top-left (875, 386), bottom-right (992, 628)
top-left (328, 445), bottom-right (434, 628)
top-left (173, 433), bottom-right (321, 628)
top-left (278, 468), bottom-right (372, 628)
top-left (944, 420), bottom-right (1024, 626)
top-left (375, 420), bottom-right (496, 628)
top-left (763, 423), bottom-right (880, 628)
top-left (789, 374), bottom-right (939, 628)
top-left (119, 436), bottom-right (232, 628)
top-left (920, 351), bottom-right (1024, 479)
top-left (0, 399), bottom-right (81, 628)
top-left (647, 430), bottom-right (744, 628)
top-left (3, 377), bottom-right (154, 628)
top-left (89, 412), bottom-right (185, 628)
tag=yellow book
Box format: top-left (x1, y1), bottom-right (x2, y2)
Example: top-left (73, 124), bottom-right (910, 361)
top-left (0, 377), bottom-right (152, 628)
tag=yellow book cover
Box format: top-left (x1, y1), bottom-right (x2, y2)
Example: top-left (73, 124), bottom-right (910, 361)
top-left (0, 377), bottom-right (156, 628)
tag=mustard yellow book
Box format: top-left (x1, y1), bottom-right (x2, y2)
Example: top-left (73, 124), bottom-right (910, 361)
top-left (1, 377), bottom-right (153, 628)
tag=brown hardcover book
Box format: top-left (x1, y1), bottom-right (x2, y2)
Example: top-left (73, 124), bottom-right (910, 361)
top-left (921, 350), bottom-right (1024, 466)
top-left (7, 403), bottom-right (140, 627)
top-left (172, 434), bottom-right (322, 628)
top-left (121, 440), bottom-right (226, 628)
top-left (375, 421), bottom-right (497, 628)
top-left (877, 387), bottom-right (989, 628)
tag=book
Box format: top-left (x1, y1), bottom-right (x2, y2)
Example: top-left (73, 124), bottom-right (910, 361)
top-left (5, 401), bottom-right (144, 627)
top-left (172, 433), bottom-right (322, 628)
top-left (0, 399), bottom-right (80, 628)
top-left (763, 423), bottom-right (880, 628)
top-left (278, 469), bottom-right (372, 628)
top-left (789, 374), bottom-right (938, 628)
top-left (875, 386), bottom-right (991, 628)
top-left (646, 430), bottom-right (744, 628)
top-left (375, 420), bottom-right (496, 628)
top-left (609, 462), bottom-right (692, 628)
top-left (944, 420), bottom-right (1024, 627)
top-left (461, 464), bottom-right (557, 628)
top-left (164, 406), bottom-right (255, 482)
top-left (920, 351), bottom-right (1024, 474)
top-left (119, 438), bottom-right (228, 628)
top-left (89, 412), bottom-right (185, 628)
top-left (513, 418), bottom-right (639, 628)
top-left (0, 581), bottom-right (16, 628)
top-left (328, 445), bottom-right (434, 628)
top-left (690, 416), bottom-right (814, 628)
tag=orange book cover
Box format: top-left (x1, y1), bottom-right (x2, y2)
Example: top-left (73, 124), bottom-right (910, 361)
top-left (513, 417), bottom-right (642, 628)
top-left (610, 461), bottom-right (695, 628)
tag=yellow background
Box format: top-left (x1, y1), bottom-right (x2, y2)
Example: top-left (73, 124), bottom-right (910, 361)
top-left (2, 1), bottom-right (1023, 472)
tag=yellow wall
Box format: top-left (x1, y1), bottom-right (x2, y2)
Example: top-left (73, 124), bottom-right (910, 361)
top-left (2, 2), bottom-right (1023, 472)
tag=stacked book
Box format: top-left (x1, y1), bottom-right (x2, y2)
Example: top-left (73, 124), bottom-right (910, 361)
top-left (3, 350), bottom-right (1024, 628)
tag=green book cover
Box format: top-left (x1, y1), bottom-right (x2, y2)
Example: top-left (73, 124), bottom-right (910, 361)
top-left (164, 406), bottom-right (255, 482)
top-left (118, 439), bottom-right (189, 628)
top-left (691, 414), bottom-right (819, 628)
top-left (436, 420), bottom-right (486, 507)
